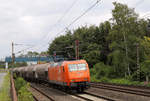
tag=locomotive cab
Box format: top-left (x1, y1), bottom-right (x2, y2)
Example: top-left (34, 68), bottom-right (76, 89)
top-left (66, 60), bottom-right (90, 91)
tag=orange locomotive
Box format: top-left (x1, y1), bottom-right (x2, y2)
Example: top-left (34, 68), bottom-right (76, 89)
top-left (48, 60), bottom-right (90, 92)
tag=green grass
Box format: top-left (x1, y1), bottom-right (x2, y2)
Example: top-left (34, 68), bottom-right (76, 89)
top-left (90, 76), bottom-right (150, 87)
top-left (15, 77), bottom-right (34, 101)
top-left (109, 78), bottom-right (143, 86)
top-left (0, 73), bottom-right (11, 101)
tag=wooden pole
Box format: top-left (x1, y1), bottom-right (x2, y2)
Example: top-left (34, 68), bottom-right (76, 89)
top-left (12, 42), bottom-right (14, 63)
top-left (75, 40), bottom-right (79, 60)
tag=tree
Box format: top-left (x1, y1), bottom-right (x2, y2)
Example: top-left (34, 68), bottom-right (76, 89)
top-left (140, 36), bottom-right (150, 82)
top-left (48, 32), bottom-right (74, 58)
top-left (47, 2), bottom-right (150, 82)
top-left (107, 2), bottom-right (145, 77)
top-left (48, 23), bottom-right (111, 67)
top-left (26, 51), bottom-right (39, 57)
top-left (40, 51), bottom-right (48, 56)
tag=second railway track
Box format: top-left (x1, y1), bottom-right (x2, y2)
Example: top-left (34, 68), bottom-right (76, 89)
top-left (91, 82), bottom-right (150, 97)
top-left (30, 84), bottom-right (55, 101)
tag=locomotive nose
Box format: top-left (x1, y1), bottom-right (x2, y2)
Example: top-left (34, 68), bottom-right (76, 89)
top-left (69, 70), bottom-right (90, 89)
top-left (69, 71), bottom-right (89, 82)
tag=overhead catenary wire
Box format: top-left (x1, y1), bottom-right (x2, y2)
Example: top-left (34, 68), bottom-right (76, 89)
top-left (56, 0), bottom-right (79, 24)
top-left (13, 43), bottom-right (36, 55)
top-left (55, 0), bottom-right (101, 37)
top-left (15, 45), bottom-right (36, 55)
top-left (33, 0), bottom-right (102, 52)
top-left (15, 0), bottom-right (102, 55)
top-left (14, 43), bottom-right (34, 46)
top-left (39, 0), bottom-right (79, 42)
top-left (15, 0), bottom-right (79, 55)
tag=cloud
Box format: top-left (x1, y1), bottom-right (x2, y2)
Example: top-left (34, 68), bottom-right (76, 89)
top-left (0, 0), bottom-right (149, 58)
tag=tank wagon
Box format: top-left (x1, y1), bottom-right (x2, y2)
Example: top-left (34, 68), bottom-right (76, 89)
top-left (35, 63), bottom-right (50, 81)
top-left (13, 60), bottom-right (90, 92)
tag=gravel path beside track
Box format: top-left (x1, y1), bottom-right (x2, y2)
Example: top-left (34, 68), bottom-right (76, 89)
top-left (0, 73), bottom-right (6, 89)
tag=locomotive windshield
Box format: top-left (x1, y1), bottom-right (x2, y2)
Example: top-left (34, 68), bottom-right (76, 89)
top-left (68, 63), bottom-right (87, 72)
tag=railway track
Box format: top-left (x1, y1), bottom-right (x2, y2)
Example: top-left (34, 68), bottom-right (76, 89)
top-left (83, 92), bottom-right (116, 101)
top-left (30, 83), bottom-right (112, 101)
top-left (69, 90), bottom-right (114, 101)
top-left (91, 82), bottom-right (150, 97)
top-left (30, 84), bottom-right (55, 101)
top-left (71, 93), bottom-right (98, 101)
top-left (32, 95), bottom-right (39, 101)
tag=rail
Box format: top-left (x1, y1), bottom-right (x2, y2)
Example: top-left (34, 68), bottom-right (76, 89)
top-left (30, 84), bottom-right (55, 101)
top-left (91, 82), bottom-right (150, 97)
top-left (30, 82), bottom-right (115, 101)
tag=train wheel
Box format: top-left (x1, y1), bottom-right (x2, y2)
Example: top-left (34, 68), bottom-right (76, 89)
top-left (65, 87), bottom-right (68, 92)
top-left (77, 88), bottom-right (81, 93)
top-left (77, 87), bottom-right (84, 93)
top-left (81, 87), bottom-right (84, 93)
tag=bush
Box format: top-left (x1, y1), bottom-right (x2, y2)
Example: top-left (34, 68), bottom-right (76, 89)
top-left (18, 84), bottom-right (33, 101)
top-left (100, 77), bottom-right (109, 82)
top-left (90, 68), bottom-right (96, 77)
top-left (15, 77), bottom-right (34, 101)
top-left (92, 62), bottom-right (111, 79)
top-left (110, 79), bottom-right (132, 85)
top-left (109, 78), bottom-right (143, 86)
top-left (125, 75), bottom-right (133, 81)
top-left (90, 75), bottom-right (100, 82)
top-left (15, 77), bottom-right (26, 92)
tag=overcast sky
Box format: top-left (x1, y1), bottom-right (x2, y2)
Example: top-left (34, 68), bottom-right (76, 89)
top-left (0, 0), bottom-right (149, 59)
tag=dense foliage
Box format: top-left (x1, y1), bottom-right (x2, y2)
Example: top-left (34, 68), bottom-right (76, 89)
top-left (48, 2), bottom-right (150, 82)
top-left (15, 77), bottom-right (34, 101)
top-left (18, 51), bottom-right (48, 57)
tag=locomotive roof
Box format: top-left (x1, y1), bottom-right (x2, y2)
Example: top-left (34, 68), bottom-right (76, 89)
top-left (50, 60), bottom-right (86, 67)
